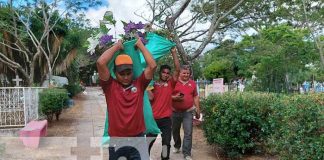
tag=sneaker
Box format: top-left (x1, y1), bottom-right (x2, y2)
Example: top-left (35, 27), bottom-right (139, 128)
top-left (184, 155), bottom-right (192, 160)
top-left (173, 148), bottom-right (180, 153)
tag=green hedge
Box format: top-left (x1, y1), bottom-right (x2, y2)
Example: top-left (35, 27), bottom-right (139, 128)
top-left (39, 88), bottom-right (69, 120)
top-left (202, 92), bottom-right (324, 159)
top-left (267, 94), bottom-right (324, 160)
top-left (202, 92), bottom-right (277, 157)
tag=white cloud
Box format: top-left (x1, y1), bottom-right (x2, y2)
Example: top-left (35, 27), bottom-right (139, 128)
top-left (85, 0), bottom-right (149, 37)
top-left (84, 0), bottom-right (217, 53)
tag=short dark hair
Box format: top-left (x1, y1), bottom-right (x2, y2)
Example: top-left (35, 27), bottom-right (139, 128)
top-left (180, 64), bottom-right (191, 74)
top-left (159, 65), bottom-right (171, 73)
top-left (180, 65), bottom-right (190, 70)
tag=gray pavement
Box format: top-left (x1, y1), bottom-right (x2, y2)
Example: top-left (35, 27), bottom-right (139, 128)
top-left (0, 87), bottom-right (216, 160)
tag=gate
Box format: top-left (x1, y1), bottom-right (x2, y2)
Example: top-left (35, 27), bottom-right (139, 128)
top-left (0, 87), bottom-right (45, 128)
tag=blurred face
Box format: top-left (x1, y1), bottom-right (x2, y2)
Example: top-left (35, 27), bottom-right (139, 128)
top-left (179, 69), bottom-right (190, 81)
top-left (116, 69), bottom-right (133, 86)
top-left (160, 68), bottom-right (171, 82)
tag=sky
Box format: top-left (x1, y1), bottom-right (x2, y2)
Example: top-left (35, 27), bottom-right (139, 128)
top-left (0, 0), bottom-right (248, 54)
top-left (84, 0), bottom-right (219, 53)
top-left (85, 0), bottom-right (150, 35)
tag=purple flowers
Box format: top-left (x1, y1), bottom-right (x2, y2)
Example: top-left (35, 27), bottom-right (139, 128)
top-left (98, 21), bottom-right (148, 48)
top-left (99, 34), bottom-right (113, 46)
top-left (123, 21), bottom-right (145, 34)
top-left (136, 22), bottom-right (145, 30)
top-left (123, 21), bottom-right (147, 45)
top-left (137, 31), bottom-right (147, 44)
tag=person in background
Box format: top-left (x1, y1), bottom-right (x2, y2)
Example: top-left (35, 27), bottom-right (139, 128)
top-left (171, 65), bottom-right (200, 160)
top-left (97, 38), bottom-right (157, 160)
top-left (147, 47), bottom-right (180, 160)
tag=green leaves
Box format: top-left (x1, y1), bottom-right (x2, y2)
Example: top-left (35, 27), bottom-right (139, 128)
top-left (103, 11), bottom-right (116, 26)
top-left (202, 92), bottom-right (277, 157)
top-left (201, 92), bottom-right (324, 159)
top-left (39, 88), bottom-right (69, 116)
top-left (203, 60), bottom-right (234, 82)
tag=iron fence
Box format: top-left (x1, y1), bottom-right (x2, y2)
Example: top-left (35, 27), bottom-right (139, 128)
top-left (0, 87), bottom-right (45, 128)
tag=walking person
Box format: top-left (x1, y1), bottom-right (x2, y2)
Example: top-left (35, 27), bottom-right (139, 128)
top-left (147, 47), bottom-right (180, 160)
top-left (97, 38), bottom-right (157, 160)
top-left (172, 65), bottom-right (201, 160)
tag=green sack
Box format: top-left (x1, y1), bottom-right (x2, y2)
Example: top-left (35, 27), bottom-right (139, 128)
top-left (103, 37), bottom-right (175, 144)
top-left (139, 33), bottom-right (176, 67)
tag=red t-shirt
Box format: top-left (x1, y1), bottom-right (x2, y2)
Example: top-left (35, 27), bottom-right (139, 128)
top-left (100, 73), bottom-right (151, 137)
top-left (151, 79), bottom-right (176, 119)
top-left (172, 80), bottom-right (198, 112)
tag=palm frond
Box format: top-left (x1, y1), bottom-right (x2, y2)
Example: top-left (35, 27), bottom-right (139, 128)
top-left (54, 48), bottom-right (77, 75)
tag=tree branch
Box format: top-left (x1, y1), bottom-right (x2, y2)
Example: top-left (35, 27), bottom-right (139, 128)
top-left (190, 0), bottom-right (245, 60)
top-left (179, 29), bottom-right (209, 38)
top-left (178, 17), bottom-right (200, 37)
top-left (134, 12), bottom-right (166, 29)
top-left (0, 40), bottom-right (30, 63)
top-left (0, 52), bottom-right (20, 68)
top-left (169, 0), bottom-right (191, 24)
top-left (181, 30), bottom-right (209, 43)
top-left (175, 13), bottom-right (199, 30)
top-left (51, 32), bottom-right (62, 69)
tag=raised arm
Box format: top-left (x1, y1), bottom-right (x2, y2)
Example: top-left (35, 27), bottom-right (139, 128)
top-left (97, 40), bottom-right (123, 81)
top-left (171, 47), bottom-right (180, 81)
top-left (135, 38), bottom-right (157, 79)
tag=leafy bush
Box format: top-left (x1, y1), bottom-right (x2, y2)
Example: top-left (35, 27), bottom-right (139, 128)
top-left (64, 84), bottom-right (83, 97)
top-left (202, 92), bottom-right (277, 157)
top-left (267, 93), bottom-right (324, 160)
top-left (202, 92), bottom-right (324, 159)
top-left (39, 88), bottom-right (69, 120)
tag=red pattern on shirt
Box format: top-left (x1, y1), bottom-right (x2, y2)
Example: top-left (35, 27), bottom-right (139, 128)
top-left (172, 80), bottom-right (198, 111)
top-left (100, 73), bottom-right (151, 137)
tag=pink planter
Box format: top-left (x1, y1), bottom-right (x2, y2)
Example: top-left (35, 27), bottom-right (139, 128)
top-left (19, 120), bottom-right (48, 148)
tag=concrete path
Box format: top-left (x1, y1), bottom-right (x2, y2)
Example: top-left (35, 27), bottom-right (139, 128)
top-left (0, 87), bottom-right (216, 160)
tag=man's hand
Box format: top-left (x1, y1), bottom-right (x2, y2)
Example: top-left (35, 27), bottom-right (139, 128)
top-left (195, 108), bottom-right (201, 119)
top-left (97, 39), bottom-right (124, 81)
top-left (172, 93), bottom-right (184, 102)
top-left (135, 35), bottom-right (145, 49)
top-left (171, 47), bottom-right (177, 54)
top-left (115, 39), bottom-right (124, 50)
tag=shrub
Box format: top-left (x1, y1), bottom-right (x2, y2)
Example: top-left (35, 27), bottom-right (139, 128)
top-left (267, 93), bottom-right (324, 160)
top-left (64, 84), bottom-right (83, 97)
top-left (202, 92), bottom-right (324, 159)
top-left (202, 92), bottom-right (277, 157)
top-left (39, 88), bottom-right (69, 121)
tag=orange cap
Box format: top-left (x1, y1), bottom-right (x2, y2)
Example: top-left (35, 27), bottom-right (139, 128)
top-left (115, 54), bottom-right (133, 72)
top-left (115, 54), bottom-right (133, 65)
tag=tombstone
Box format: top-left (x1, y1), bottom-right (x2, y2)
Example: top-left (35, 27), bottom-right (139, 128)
top-left (238, 83), bottom-right (245, 92)
top-left (315, 82), bottom-right (323, 93)
top-left (302, 81), bottom-right (310, 93)
top-left (42, 75), bottom-right (68, 87)
top-left (92, 71), bottom-right (98, 86)
top-left (299, 86), bottom-right (304, 94)
top-left (12, 75), bottom-right (23, 87)
top-left (212, 78), bottom-right (224, 93)
top-left (252, 73), bottom-right (257, 81)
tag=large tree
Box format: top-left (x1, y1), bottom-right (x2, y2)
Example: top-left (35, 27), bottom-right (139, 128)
top-left (138, 0), bottom-right (274, 63)
top-left (239, 25), bottom-right (318, 92)
top-left (138, 0), bottom-right (324, 67)
top-left (240, 0), bottom-right (324, 66)
top-left (0, 0), bottom-right (100, 86)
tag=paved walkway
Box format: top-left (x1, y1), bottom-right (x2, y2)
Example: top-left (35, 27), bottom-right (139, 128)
top-left (0, 87), bottom-right (216, 160)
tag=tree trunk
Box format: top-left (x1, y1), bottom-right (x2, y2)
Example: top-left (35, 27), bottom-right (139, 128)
top-left (166, 17), bottom-right (189, 64)
top-left (315, 38), bottom-right (324, 67)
